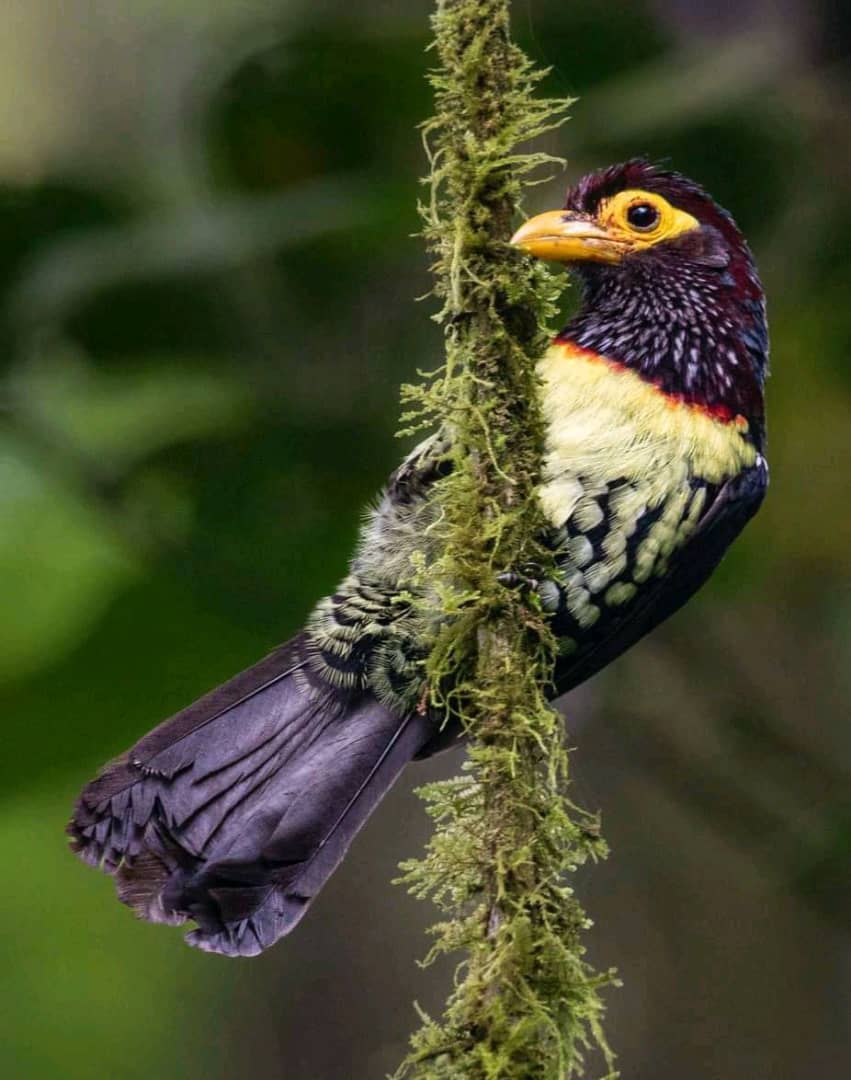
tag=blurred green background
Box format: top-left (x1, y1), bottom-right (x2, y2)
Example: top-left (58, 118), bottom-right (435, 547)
top-left (1, 2), bottom-right (848, 1077)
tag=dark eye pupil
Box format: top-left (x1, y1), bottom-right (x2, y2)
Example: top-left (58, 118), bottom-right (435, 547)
top-left (627, 203), bottom-right (660, 230)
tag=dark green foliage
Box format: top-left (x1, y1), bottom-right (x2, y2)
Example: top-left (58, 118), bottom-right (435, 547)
top-left (395, 3), bottom-right (617, 1076)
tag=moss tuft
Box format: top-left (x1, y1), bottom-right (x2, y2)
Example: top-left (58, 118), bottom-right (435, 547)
top-left (394, 2), bottom-right (618, 1078)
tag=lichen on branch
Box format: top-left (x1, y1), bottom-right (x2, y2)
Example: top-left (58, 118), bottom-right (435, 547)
top-left (394, 2), bottom-right (618, 1079)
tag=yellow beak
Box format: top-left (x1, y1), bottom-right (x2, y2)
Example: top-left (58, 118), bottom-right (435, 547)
top-left (510, 210), bottom-right (629, 265)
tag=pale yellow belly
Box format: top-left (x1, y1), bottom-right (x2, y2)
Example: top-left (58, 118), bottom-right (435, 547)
top-left (535, 341), bottom-right (757, 628)
top-left (537, 341), bottom-right (756, 528)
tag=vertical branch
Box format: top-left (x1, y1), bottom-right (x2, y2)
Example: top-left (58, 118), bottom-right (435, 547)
top-left (396, 2), bottom-right (618, 1078)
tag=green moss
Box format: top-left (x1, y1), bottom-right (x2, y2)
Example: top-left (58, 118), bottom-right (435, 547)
top-left (394, 2), bottom-right (618, 1078)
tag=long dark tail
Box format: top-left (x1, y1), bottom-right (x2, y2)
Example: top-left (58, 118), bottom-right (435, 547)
top-left (69, 633), bottom-right (433, 957)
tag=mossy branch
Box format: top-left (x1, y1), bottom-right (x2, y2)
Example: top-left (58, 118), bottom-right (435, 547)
top-left (394, 2), bottom-right (618, 1078)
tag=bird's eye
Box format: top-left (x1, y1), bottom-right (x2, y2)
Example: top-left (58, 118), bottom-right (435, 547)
top-left (626, 203), bottom-right (660, 231)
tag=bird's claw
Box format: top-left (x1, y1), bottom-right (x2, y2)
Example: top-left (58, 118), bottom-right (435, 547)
top-left (497, 563), bottom-right (560, 613)
top-left (497, 569), bottom-right (540, 592)
top-left (497, 561), bottom-right (545, 593)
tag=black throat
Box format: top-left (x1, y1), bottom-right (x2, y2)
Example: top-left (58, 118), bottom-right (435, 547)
top-left (560, 243), bottom-right (768, 448)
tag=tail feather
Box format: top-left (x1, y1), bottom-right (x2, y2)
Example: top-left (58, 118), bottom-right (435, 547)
top-left (69, 633), bottom-right (432, 957)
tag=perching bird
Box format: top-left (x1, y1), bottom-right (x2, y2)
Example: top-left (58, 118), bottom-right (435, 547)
top-left (70, 160), bottom-right (769, 957)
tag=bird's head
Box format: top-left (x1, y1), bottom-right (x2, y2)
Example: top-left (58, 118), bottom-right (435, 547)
top-left (513, 160), bottom-right (769, 442)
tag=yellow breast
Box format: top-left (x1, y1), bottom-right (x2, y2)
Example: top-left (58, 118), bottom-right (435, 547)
top-left (537, 340), bottom-right (757, 528)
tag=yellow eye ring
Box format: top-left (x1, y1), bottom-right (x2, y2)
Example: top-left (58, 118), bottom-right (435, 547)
top-left (599, 189), bottom-right (700, 246)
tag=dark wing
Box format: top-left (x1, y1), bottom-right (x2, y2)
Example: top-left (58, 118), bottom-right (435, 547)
top-left (70, 633), bottom-right (433, 956)
top-left (553, 459), bottom-right (768, 697)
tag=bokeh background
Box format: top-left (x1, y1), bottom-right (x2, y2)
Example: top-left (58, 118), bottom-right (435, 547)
top-left (1, 1), bottom-right (848, 1077)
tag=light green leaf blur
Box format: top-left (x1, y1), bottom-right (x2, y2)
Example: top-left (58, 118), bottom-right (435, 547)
top-left (0, 436), bottom-right (135, 684)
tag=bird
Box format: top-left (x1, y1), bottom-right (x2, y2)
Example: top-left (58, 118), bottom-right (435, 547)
top-left (69, 160), bottom-right (769, 958)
